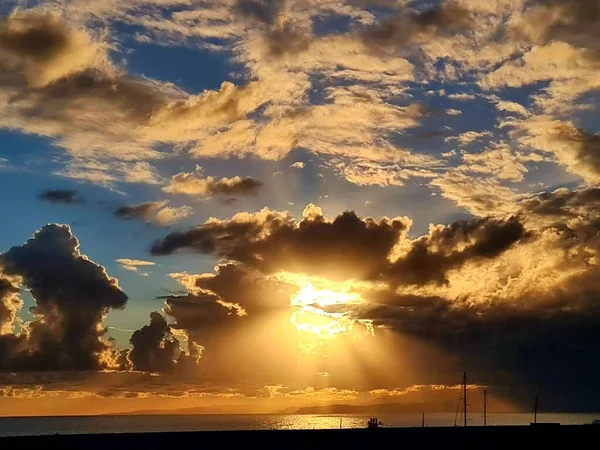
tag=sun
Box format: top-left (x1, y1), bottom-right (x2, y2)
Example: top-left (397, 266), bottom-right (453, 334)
top-left (289, 283), bottom-right (362, 339)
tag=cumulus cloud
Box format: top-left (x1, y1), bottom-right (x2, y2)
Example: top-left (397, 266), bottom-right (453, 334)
top-left (0, 224), bottom-right (127, 370)
top-left (0, 273), bottom-right (22, 335)
top-left (114, 201), bottom-right (192, 226)
top-left (388, 216), bottom-right (527, 286)
top-left (163, 166), bottom-right (263, 198)
top-left (152, 204), bottom-right (528, 289)
top-left (37, 189), bottom-right (82, 204)
top-left (146, 193), bottom-right (600, 406)
top-left (127, 312), bottom-right (201, 372)
top-left (151, 205), bottom-right (411, 281)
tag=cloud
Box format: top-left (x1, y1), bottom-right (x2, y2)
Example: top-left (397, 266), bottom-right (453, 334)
top-left (145, 182), bottom-right (600, 407)
top-left (388, 216), bottom-right (527, 286)
top-left (233, 0), bottom-right (282, 26)
top-left (37, 189), bottom-right (82, 204)
top-left (116, 258), bottom-right (156, 272)
top-left (154, 206), bottom-right (194, 226)
top-left (358, 3), bottom-right (473, 50)
top-left (493, 100), bottom-right (530, 117)
top-left (115, 201), bottom-right (166, 221)
top-left (445, 130), bottom-right (493, 146)
top-left (520, 186), bottom-right (600, 219)
top-left (328, 159), bottom-right (439, 187)
top-left (152, 204), bottom-right (528, 290)
top-left (127, 312), bottom-right (201, 373)
top-left (447, 93), bottom-right (477, 101)
top-left (460, 143), bottom-right (542, 182)
top-left (517, 118), bottom-right (600, 184)
top-left (162, 265), bottom-right (306, 383)
top-left (0, 273), bottom-right (22, 335)
top-left (431, 172), bottom-right (520, 217)
top-left (163, 166), bottom-right (263, 198)
top-left (0, 224), bottom-right (127, 370)
top-left (513, 0), bottom-right (600, 52)
top-left (114, 201), bottom-right (192, 226)
top-left (0, 12), bottom-right (104, 88)
top-left (151, 205), bottom-right (411, 282)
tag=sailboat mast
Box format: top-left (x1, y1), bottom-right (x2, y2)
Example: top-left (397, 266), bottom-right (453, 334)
top-left (534, 395), bottom-right (538, 424)
top-left (463, 372), bottom-right (467, 427)
top-left (483, 389), bottom-right (487, 427)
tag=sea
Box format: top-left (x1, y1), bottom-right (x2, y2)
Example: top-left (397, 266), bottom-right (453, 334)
top-left (0, 413), bottom-right (598, 436)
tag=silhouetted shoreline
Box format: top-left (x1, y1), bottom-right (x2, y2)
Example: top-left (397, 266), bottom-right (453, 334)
top-left (2, 426), bottom-right (600, 449)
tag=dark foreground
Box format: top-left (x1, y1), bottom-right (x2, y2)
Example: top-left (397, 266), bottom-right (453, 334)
top-left (2, 425), bottom-right (598, 449)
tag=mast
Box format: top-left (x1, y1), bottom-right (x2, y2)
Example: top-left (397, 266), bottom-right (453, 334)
top-left (421, 412), bottom-right (425, 428)
top-left (533, 395), bottom-right (538, 424)
top-left (453, 372), bottom-right (468, 427)
top-left (483, 389), bottom-right (487, 427)
top-left (463, 372), bottom-right (467, 427)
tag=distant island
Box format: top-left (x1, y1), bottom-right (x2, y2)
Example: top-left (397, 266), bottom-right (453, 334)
top-left (107, 400), bottom-right (512, 416)
top-left (293, 402), bottom-right (457, 415)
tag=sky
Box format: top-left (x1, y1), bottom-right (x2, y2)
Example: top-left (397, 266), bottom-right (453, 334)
top-left (0, 0), bottom-right (600, 416)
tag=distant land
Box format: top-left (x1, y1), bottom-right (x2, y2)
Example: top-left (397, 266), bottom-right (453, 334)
top-left (293, 402), bottom-right (456, 415)
top-left (106, 401), bottom-right (518, 416)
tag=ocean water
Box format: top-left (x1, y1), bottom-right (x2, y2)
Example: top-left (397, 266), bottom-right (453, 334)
top-left (0, 413), bottom-right (598, 437)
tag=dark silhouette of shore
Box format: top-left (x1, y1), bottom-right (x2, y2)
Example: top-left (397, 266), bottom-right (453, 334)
top-left (2, 425), bottom-right (599, 449)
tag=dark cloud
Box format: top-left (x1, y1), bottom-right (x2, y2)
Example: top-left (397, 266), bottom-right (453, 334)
top-left (164, 293), bottom-right (242, 335)
top-left (552, 125), bottom-right (600, 180)
top-left (234, 0), bottom-right (282, 25)
top-left (233, 0), bottom-right (310, 57)
top-left (0, 12), bottom-right (93, 87)
top-left (8, 68), bottom-right (168, 133)
top-left (0, 13), bottom-right (67, 57)
top-left (163, 171), bottom-right (263, 198)
top-left (351, 291), bottom-right (600, 411)
top-left (522, 0), bottom-right (600, 54)
top-left (161, 264), bottom-right (304, 383)
top-left (148, 191), bottom-right (600, 408)
top-left (388, 216), bottom-right (527, 286)
top-left (114, 201), bottom-right (163, 221)
top-left (0, 224), bottom-right (127, 370)
top-left (210, 177), bottom-right (263, 197)
top-left (151, 207), bottom-right (409, 281)
top-left (152, 206), bottom-right (526, 286)
top-left (263, 25), bottom-right (311, 57)
top-left (128, 312), bottom-right (200, 373)
top-left (521, 187), bottom-right (600, 217)
top-left (38, 189), bottom-right (82, 204)
top-left (359, 3), bottom-right (472, 50)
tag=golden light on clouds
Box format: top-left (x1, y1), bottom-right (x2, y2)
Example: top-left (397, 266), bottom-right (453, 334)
top-left (289, 282), bottom-right (372, 340)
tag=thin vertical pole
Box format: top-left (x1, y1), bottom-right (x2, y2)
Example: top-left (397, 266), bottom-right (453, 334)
top-left (340, 418), bottom-right (342, 429)
top-left (534, 395), bottom-right (538, 424)
top-left (463, 372), bottom-right (467, 427)
top-left (421, 412), bottom-right (425, 428)
top-left (484, 389), bottom-right (487, 427)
